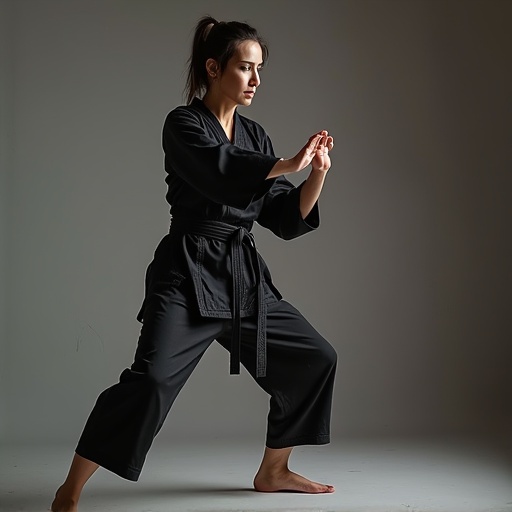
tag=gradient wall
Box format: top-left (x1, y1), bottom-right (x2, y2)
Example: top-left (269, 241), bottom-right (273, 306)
top-left (1, 0), bottom-right (511, 445)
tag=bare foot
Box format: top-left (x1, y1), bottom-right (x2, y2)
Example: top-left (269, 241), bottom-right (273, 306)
top-left (253, 468), bottom-right (335, 493)
top-left (50, 485), bottom-right (78, 512)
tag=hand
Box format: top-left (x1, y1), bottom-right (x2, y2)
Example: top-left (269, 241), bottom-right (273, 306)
top-left (298, 131), bottom-right (334, 218)
top-left (311, 130), bottom-right (333, 173)
top-left (290, 132), bottom-right (324, 172)
top-left (266, 130), bottom-right (334, 179)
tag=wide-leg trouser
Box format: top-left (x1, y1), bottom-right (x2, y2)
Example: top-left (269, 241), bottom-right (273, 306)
top-left (75, 265), bottom-right (337, 482)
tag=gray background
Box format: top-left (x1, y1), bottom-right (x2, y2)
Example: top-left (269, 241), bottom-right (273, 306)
top-left (0, 0), bottom-right (511, 447)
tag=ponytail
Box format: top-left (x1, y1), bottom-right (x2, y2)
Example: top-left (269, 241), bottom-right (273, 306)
top-left (185, 16), bottom-right (217, 105)
top-left (184, 16), bottom-right (269, 104)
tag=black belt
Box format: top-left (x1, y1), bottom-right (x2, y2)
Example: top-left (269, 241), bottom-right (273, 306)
top-left (170, 218), bottom-right (267, 378)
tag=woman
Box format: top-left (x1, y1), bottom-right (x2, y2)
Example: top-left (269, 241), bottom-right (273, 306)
top-left (52, 16), bottom-right (337, 512)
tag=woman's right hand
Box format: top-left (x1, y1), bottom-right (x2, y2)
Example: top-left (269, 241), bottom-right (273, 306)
top-left (267, 131), bottom-right (332, 179)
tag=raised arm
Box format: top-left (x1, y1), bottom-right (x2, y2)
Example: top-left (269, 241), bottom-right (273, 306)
top-left (257, 132), bottom-right (334, 240)
top-left (267, 130), bottom-right (334, 219)
top-left (299, 131), bottom-right (333, 219)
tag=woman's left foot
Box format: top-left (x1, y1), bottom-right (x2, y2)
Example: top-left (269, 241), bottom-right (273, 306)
top-left (253, 468), bottom-right (334, 493)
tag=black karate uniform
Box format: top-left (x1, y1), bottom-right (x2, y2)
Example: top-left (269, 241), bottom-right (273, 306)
top-left (76, 98), bottom-right (337, 481)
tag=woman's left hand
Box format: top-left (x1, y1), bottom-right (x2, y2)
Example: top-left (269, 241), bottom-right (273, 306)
top-left (311, 130), bottom-right (334, 173)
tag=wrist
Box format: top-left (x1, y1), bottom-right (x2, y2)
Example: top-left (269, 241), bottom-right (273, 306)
top-left (309, 167), bottom-right (328, 179)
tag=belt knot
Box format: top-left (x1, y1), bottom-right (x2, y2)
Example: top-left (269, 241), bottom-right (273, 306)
top-left (170, 218), bottom-right (267, 378)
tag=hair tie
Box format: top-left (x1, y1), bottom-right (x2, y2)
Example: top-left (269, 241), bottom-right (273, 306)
top-left (204, 22), bottom-right (215, 41)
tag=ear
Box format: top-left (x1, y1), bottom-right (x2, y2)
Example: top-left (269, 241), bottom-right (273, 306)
top-left (205, 58), bottom-right (219, 78)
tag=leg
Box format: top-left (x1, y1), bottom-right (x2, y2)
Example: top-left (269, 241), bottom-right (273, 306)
top-left (52, 255), bottom-right (225, 509)
top-left (74, 307), bottom-right (222, 480)
top-left (74, 281), bottom-right (224, 481)
top-left (218, 299), bottom-right (337, 493)
top-left (51, 454), bottom-right (99, 512)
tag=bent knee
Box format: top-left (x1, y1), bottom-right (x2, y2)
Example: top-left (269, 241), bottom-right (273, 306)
top-left (120, 366), bottom-right (173, 391)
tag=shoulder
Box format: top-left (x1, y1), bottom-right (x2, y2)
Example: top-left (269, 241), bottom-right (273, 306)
top-left (164, 102), bottom-right (204, 128)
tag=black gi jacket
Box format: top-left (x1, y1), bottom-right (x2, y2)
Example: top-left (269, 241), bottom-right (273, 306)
top-left (139, 97), bottom-right (320, 376)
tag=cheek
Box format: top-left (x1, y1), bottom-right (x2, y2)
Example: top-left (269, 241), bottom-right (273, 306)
top-left (230, 76), bottom-right (244, 90)
top-left (231, 71), bottom-right (246, 87)
top-left (221, 70), bottom-right (246, 93)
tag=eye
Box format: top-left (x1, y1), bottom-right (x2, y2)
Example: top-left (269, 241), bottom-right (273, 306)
top-left (240, 65), bottom-right (251, 71)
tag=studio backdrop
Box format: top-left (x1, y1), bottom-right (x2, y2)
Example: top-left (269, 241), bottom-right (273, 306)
top-left (0, 0), bottom-right (511, 445)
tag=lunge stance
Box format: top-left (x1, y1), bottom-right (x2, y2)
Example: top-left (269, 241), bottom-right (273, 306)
top-left (52, 16), bottom-right (337, 512)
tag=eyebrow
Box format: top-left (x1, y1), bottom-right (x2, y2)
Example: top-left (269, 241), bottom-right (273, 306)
top-left (239, 60), bottom-right (264, 66)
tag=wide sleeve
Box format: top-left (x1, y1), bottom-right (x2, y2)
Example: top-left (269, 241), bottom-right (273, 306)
top-left (257, 175), bottom-right (320, 241)
top-left (163, 107), bottom-right (280, 209)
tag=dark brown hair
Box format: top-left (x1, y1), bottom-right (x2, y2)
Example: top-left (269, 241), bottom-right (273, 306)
top-left (184, 16), bottom-right (269, 104)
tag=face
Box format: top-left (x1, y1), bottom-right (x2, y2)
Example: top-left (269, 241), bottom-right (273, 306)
top-left (210, 40), bottom-right (263, 107)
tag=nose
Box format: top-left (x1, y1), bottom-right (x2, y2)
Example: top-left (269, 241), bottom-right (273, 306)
top-left (249, 69), bottom-right (260, 88)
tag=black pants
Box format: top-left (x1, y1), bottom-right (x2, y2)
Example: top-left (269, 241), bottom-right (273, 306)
top-left (75, 254), bottom-right (337, 482)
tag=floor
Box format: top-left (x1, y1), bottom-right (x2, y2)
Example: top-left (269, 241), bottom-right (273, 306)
top-left (1, 437), bottom-right (511, 512)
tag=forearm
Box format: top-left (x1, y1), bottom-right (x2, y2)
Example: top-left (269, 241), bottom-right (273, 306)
top-left (266, 158), bottom-right (298, 179)
top-left (300, 169), bottom-right (327, 219)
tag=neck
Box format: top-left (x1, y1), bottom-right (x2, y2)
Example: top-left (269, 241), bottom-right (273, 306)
top-left (202, 91), bottom-right (237, 131)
